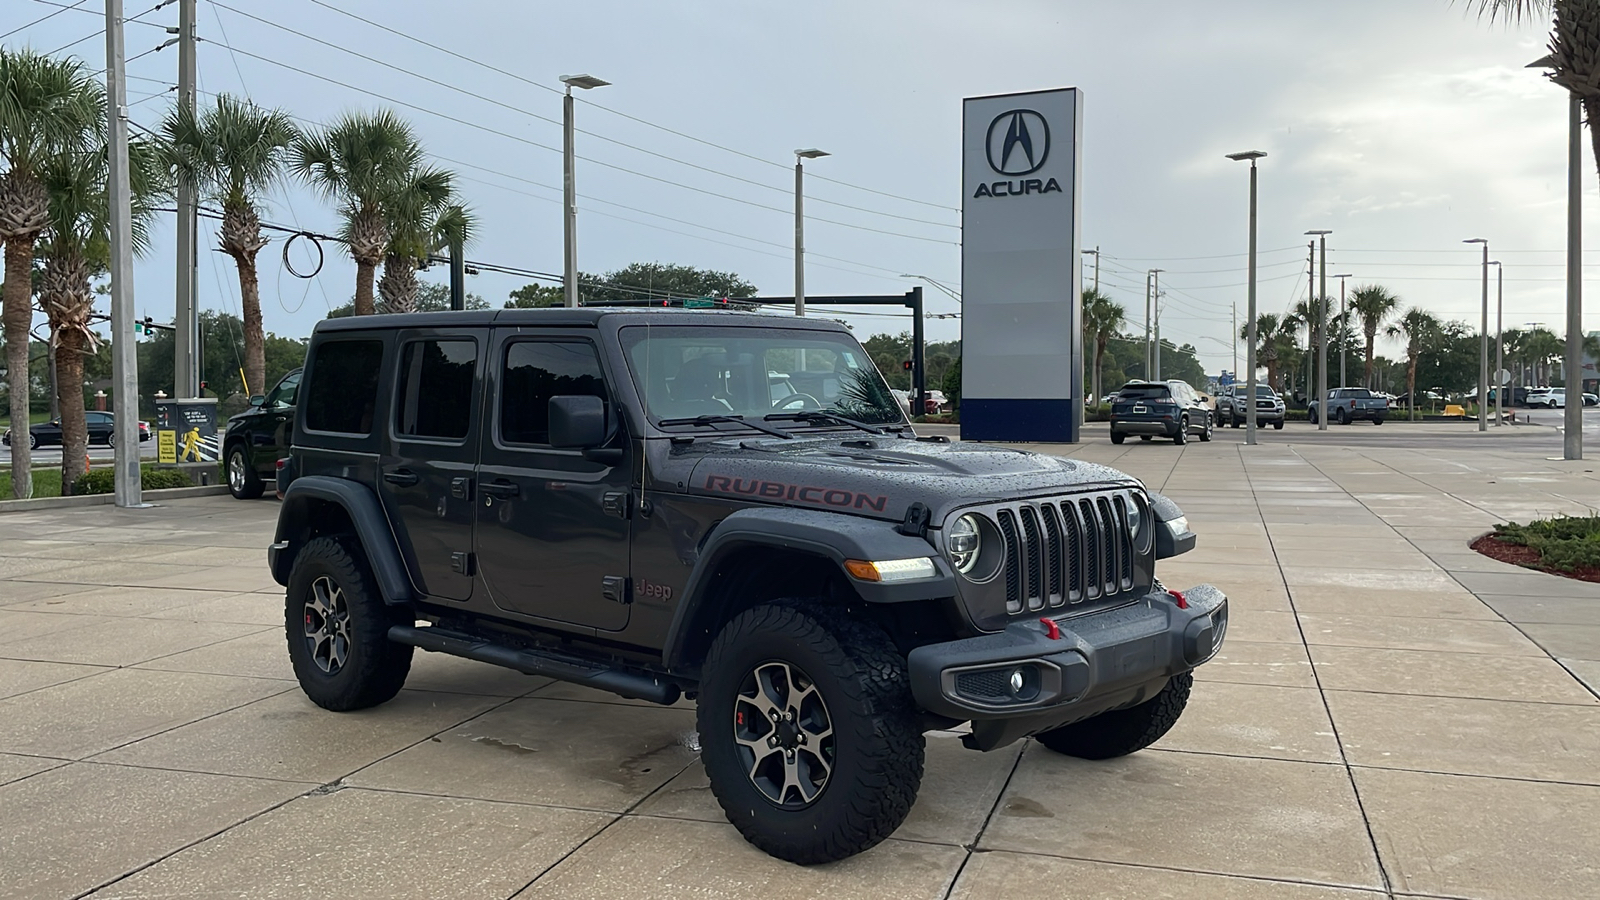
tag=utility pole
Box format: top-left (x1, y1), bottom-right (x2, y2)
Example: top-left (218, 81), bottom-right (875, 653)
top-left (1232, 301), bottom-right (1238, 389)
top-left (1332, 273), bottom-right (1352, 388)
top-left (1144, 272), bottom-right (1153, 379)
top-left (1565, 94), bottom-right (1584, 460)
top-left (1304, 231), bottom-right (1331, 430)
top-left (1465, 238), bottom-right (1489, 432)
top-left (172, 0), bottom-right (198, 397)
top-left (107, 0), bottom-right (143, 507)
top-left (1490, 260), bottom-right (1502, 426)
top-left (1148, 269), bottom-right (1163, 379)
top-left (1082, 247), bottom-right (1100, 292)
top-left (1154, 288), bottom-right (1163, 379)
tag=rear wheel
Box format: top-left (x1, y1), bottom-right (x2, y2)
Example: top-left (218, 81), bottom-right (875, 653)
top-left (1174, 417), bottom-right (1188, 445)
top-left (698, 603), bottom-right (924, 865)
top-left (1373, 416), bottom-right (1384, 425)
top-left (1034, 672), bottom-right (1192, 759)
top-left (1110, 431), bottom-right (1126, 445)
top-left (1198, 415), bottom-right (1213, 442)
top-left (286, 536), bottom-right (412, 711)
top-left (227, 445), bottom-right (265, 499)
top-left (1140, 435), bottom-right (1153, 442)
top-left (1336, 407), bottom-right (1349, 425)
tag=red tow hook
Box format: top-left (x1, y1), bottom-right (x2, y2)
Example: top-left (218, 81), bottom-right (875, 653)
top-left (1038, 617), bottom-right (1061, 640)
top-left (1167, 589), bottom-right (1189, 610)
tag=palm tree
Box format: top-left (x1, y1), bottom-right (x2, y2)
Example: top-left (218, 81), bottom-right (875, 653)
top-left (292, 110), bottom-right (425, 316)
top-left (1349, 285), bottom-right (1400, 390)
top-left (1081, 287), bottom-right (1124, 405)
top-left (0, 49), bottom-right (101, 499)
top-left (37, 132), bottom-right (165, 490)
top-left (1387, 308), bottom-right (1440, 421)
top-left (158, 94), bottom-right (296, 396)
top-left (376, 164), bottom-right (472, 314)
top-left (1242, 312), bottom-right (1298, 394)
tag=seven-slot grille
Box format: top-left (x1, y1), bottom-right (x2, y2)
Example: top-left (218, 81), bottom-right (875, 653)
top-left (993, 494), bottom-right (1138, 615)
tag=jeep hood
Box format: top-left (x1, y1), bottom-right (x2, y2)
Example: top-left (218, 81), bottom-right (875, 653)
top-left (681, 435), bottom-right (1137, 523)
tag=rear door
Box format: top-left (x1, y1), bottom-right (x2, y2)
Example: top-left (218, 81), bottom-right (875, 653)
top-left (85, 412), bottom-right (113, 444)
top-left (473, 331), bottom-right (631, 632)
top-left (257, 371), bottom-right (300, 477)
top-left (377, 331), bottom-right (484, 602)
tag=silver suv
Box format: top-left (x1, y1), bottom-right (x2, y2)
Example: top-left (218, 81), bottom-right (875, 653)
top-left (1220, 384), bottom-right (1286, 429)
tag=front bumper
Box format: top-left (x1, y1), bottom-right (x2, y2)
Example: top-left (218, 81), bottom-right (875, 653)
top-left (908, 584), bottom-right (1227, 750)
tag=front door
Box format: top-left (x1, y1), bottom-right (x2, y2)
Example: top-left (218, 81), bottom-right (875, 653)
top-left (474, 333), bottom-right (631, 632)
top-left (377, 332), bottom-right (483, 602)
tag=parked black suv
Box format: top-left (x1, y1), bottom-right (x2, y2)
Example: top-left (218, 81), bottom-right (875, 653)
top-left (1108, 380), bottom-right (1213, 445)
top-left (268, 309), bottom-right (1227, 864)
top-left (223, 368), bottom-right (300, 499)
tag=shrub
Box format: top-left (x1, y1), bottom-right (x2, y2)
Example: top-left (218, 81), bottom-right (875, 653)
top-left (71, 465), bottom-right (195, 496)
top-left (1493, 516), bottom-right (1600, 574)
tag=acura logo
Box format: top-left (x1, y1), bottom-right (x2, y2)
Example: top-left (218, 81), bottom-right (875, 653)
top-left (986, 109), bottom-right (1049, 176)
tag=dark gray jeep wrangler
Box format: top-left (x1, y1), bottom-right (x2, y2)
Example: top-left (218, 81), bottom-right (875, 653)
top-left (269, 308), bottom-right (1227, 864)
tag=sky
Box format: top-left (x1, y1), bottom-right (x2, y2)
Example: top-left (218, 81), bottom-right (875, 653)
top-left (5, 0), bottom-right (1597, 377)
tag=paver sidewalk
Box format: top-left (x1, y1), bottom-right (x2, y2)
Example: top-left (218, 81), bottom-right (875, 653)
top-left (0, 435), bottom-right (1596, 900)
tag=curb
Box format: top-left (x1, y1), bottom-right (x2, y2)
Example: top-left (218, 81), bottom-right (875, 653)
top-left (0, 484), bottom-right (230, 514)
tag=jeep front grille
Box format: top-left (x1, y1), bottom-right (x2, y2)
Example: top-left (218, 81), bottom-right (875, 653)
top-left (993, 494), bottom-right (1137, 615)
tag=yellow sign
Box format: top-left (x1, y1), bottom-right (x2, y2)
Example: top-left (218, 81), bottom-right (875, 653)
top-left (157, 429), bottom-right (177, 464)
top-left (179, 427), bottom-right (203, 462)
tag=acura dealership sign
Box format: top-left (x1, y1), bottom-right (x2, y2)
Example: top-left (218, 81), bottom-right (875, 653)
top-left (961, 88), bottom-right (1082, 442)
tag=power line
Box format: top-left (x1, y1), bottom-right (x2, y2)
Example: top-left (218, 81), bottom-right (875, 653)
top-left (207, 1), bottom-right (956, 232)
top-left (198, 36), bottom-right (959, 246)
top-left (5, 0), bottom-right (92, 42)
top-left (300, 0), bottom-right (958, 215)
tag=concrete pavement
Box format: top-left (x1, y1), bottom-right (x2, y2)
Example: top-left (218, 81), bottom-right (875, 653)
top-left (1, 429), bottom-right (1597, 899)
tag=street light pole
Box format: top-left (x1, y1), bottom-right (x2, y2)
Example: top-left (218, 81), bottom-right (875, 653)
top-left (1306, 230), bottom-right (1331, 430)
top-left (1227, 151), bottom-right (1266, 445)
top-left (173, 0), bottom-right (197, 398)
top-left (1465, 238), bottom-right (1489, 432)
top-left (794, 149), bottom-right (829, 317)
top-left (1489, 260), bottom-right (1502, 426)
top-left (560, 74), bottom-right (609, 308)
top-left (1081, 247), bottom-right (1099, 292)
top-left (1144, 272), bottom-right (1153, 379)
top-left (1332, 273), bottom-right (1352, 388)
top-left (1565, 95), bottom-right (1584, 460)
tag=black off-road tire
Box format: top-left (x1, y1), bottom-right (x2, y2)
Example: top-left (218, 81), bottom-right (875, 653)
top-left (698, 603), bottom-right (925, 865)
top-left (1110, 431), bottom-right (1126, 445)
top-left (1033, 672), bottom-right (1193, 760)
top-left (285, 536), bottom-right (412, 711)
top-left (227, 445), bottom-right (265, 499)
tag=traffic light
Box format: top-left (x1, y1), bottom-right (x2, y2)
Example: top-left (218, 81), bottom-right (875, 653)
top-left (902, 360), bottom-right (913, 371)
top-left (145, 316), bottom-right (153, 334)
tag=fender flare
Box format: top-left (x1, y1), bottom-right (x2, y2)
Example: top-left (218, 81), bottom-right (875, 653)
top-left (270, 476), bottom-right (414, 605)
top-left (661, 506), bottom-right (955, 668)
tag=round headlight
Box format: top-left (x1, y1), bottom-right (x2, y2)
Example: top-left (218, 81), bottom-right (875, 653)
top-left (948, 514), bottom-right (980, 573)
top-left (1126, 500), bottom-right (1142, 538)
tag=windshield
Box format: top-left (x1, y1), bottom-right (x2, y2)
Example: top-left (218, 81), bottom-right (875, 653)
top-left (620, 325), bottom-right (905, 427)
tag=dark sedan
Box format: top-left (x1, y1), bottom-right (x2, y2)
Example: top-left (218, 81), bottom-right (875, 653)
top-left (3, 411), bottom-right (151, 449)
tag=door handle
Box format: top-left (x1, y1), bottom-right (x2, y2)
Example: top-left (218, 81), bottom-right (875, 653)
top-left (480, 481), bottom-right (519, 499)
top-left (383, 470), bottom-right (420, 487)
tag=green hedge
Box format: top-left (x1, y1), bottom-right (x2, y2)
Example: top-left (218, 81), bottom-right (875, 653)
top-left (71, 465), bottom-right (195, 496)
top-left (1493, 516), bottom-right (1600, 574)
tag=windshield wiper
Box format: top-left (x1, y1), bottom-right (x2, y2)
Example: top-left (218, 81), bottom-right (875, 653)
top-left (764, 411), bottom-right (886, 435)
top-left (657, 414), bottom-right (795, 439)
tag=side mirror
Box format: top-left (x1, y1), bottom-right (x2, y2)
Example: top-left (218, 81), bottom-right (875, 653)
top-left (248, 395), bottom-right (266, 408)
top-left (548, 395), bottom-right (607, 449)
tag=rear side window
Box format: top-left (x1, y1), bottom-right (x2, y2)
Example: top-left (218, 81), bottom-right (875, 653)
top-left (500, 341), bottom-right (608, 446)
top-left (1118, 385), bottom-right (1171, 400)
top-left (305, 339), bottom-right (383, 434)
top-left (396, 340), bottom-right (477, 440)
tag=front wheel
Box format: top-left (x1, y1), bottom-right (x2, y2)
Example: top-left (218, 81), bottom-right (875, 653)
top-left (698, 603), bottom-right (924, 865)
top-left (285, 536), bottom-right (412, 711)
top-left (1308, 408), bottom-right (1318, 425)
top-left (227, 445), bottom-right (265, 499)
top-left (1273, 420), bottom-right (1284, 430)
top-left (28, 433), bottom-right (38, 450)
top-left (1035, 672), bottom-right (1192, 759)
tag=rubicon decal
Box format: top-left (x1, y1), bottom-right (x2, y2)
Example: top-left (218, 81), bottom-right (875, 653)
top-left (703, 475), bottom-right (889, 513)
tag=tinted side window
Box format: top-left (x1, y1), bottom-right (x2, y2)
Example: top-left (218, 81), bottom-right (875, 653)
top-left (305, 340), bottom-right (383, 434)
top-left (500, 341), bottom-right (608, 446)
top-left (396, 340), bottom-right (477, 440)
top-left (267, 372), bottom-right (300, 408)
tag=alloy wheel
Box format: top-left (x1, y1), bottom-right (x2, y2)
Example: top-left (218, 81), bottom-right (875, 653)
top-left (228, 451), bottom-right (248, 493)
top-left (733, 660), bottom-right (835, 808)
top-left (303, 575), bottom-right (352, 675)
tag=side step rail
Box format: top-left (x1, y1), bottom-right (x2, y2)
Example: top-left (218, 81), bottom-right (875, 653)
top-left (387, 625), bottom-right (682, 706)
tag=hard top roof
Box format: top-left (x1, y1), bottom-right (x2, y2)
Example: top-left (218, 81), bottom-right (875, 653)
top-left (312, 306), bottom-right (856, 334)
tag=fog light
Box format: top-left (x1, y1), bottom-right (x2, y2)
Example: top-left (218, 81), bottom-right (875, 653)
top-left (1006, 665), bottom-right (1040, 701)
top-left (1009, 669), bottom-right (1025, 694)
